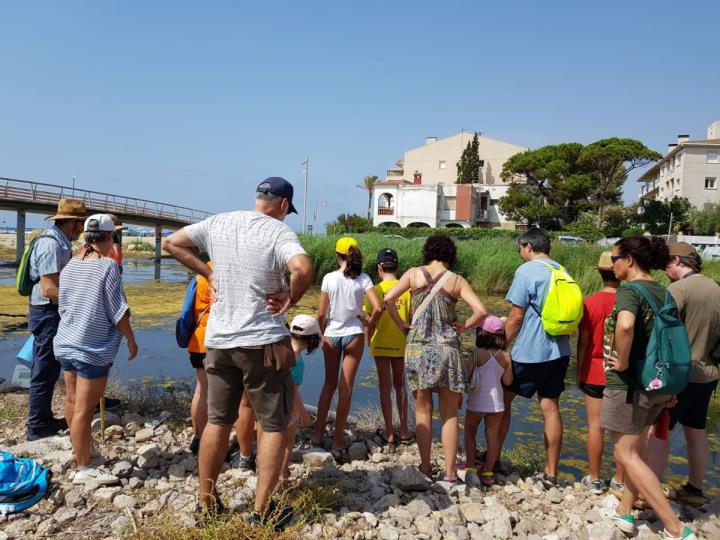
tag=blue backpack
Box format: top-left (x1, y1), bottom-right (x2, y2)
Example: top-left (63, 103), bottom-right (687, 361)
top-left (175, 278), bottom-right (210, 348)
top-left (0, 451), bottom-right (51, 516)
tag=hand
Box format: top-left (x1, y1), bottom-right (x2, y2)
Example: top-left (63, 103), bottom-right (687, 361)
top-left (267, 287), bottom-right (292, 318)
top-left (604, 353), bottom-right (627, 373)
top-left (127, 339), bottom-right (138, 361)
top-left (664, 395), bottom-right (678, 408)
top-left (208, 272), bottom-right (218, 303)
top-left (452, 321), bottom-right (466, 334)
top-left (402, 323), bottom-right (413, 335)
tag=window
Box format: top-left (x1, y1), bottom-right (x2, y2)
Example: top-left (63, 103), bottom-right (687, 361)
top-left (675, 155), bottom-right (681, 167)
top-left (444, 197), bottom-right (456, 210)
top-left (479, 160), bottom-right (485, 168)
top-left (439, 160), bottom-right (446, 170)
top-left (706, 177), bottom-right (717, 190)
top-left (708, 152), bottom-right (719, 164)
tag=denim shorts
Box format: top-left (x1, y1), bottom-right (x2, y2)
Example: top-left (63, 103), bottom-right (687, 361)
top-left (326, 333), bottom-right (363, 351)
top-left (59, 358), bottom-right (112, 379)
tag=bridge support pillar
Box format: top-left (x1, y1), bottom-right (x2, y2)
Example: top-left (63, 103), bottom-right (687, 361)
top-left (154, 224), bottom-right (162, 280)
top-left (16, 210), bottom-right (26, 263)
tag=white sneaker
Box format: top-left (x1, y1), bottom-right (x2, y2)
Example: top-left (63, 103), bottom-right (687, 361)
top-left (601, 507), bottom-right (636, 534)
top-left (660, 526), bottom-right (697, 540)
top-left (72, 467), bottom-right (119, 485)
top-left (581, 475), bottom-right (607, 495)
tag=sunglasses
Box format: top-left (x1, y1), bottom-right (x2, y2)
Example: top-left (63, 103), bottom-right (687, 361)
top-left (610, 255), bottom-right (625, 264)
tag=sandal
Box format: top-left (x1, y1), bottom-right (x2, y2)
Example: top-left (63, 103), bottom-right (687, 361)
top-left (533, 472), bottom-right (557, 490)
top-left (481, 471), bottom-right (494, 487)
top-left (398, 435), bottom-right (415, 446)
top-left (442, 475), bottom-right (461, 484)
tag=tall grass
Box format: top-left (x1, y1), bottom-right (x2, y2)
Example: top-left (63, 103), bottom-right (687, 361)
top-left (300, 233), bottom-right (720, 296)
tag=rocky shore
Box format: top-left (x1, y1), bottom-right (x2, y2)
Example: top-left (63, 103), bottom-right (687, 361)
top-left (0, 391), bottom-right (719, 540)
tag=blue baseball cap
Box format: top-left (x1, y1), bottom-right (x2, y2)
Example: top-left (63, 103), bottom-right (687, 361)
top-left (256, 177), bottom-right (298, 214)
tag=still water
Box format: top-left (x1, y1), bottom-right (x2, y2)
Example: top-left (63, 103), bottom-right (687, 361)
top-left (1, 325), bottom-right (717, 492)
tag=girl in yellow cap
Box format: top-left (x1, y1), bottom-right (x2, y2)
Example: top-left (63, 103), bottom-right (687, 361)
top-left (313, 237), bottom-right (382, 458)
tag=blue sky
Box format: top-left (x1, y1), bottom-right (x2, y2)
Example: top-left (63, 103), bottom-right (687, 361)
top-left (1, 1), bottom-right (719, 232)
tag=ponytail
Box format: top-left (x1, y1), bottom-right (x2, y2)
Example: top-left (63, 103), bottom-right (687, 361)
top-left (340, 245), bottom-right (363, 279)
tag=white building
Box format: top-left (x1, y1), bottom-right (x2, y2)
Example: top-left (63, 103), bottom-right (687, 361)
top-left (373, 132), bottom-right (527, 228)
top-left (639, 121), bottom-right (720, 208)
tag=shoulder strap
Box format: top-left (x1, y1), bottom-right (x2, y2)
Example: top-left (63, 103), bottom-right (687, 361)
top-left (624, 282), bottom-right (660, 315)
top-left (528, 260), bottom-right (558, 316)
top-left (411, 271), bottom-right (453, 325)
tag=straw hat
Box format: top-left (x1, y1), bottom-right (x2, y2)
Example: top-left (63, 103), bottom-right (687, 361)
top-left (45, 198), bottom-right (87, 221)
top-left (107, 213), bottom-right (128, 232)
top-left (597, 251), bottom-right (613, 270)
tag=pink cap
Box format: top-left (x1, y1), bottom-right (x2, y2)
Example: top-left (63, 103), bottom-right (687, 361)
top-left (480, 315), bottom-right (505, 335)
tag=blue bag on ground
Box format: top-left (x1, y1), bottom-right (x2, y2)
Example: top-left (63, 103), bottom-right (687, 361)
top-left (16, 335), bottom-right (34, 368)
top-left (0, 451), bottom-right (51, 516)
top-left (175, 278), bottom-right (198, 348)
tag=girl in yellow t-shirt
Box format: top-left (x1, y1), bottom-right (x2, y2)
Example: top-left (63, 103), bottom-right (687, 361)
top-left (364, 248), bottom-right (412, 445)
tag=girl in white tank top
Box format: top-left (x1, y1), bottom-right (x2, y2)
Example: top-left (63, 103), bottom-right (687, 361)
top-left (464, 315), bottom-right (513, 487)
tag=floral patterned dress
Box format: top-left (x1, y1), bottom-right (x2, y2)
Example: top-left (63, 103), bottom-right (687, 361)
top-left (404, 268), bottom-right (466, 393)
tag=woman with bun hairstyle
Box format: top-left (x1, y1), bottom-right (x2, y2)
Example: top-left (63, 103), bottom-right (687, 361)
top-left (314, 237), bottom-right (382, 458)
top-left (601, 236), bottom-right (697, 540)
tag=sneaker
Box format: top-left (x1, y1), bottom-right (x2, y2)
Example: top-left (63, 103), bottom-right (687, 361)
top-left (247, 500), bottom-right (294, 531)
top-left (608, 477), bottom-right (625, 499)
top-left (72, 467), bottom-right (119, 485)
top-left (27, 417), bottom-right (68, 441)
top-left (225, 439), bottom-right (240, 462)
top-left (237, 453), bottom-right (256, 472)
top-left (581, 475), bottom-right (607, 495)
top-left (533, 472), bottom-right (557, 490)
top-left (660, 526), bottom-right (697, 540)
top-left (190, 436), bottom-right (201, 457)
top-left (602, 507), bottom-right (636, 534)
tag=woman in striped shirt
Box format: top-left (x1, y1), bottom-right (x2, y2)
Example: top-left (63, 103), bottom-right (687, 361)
top-left (54, 214), bottom-right (138, 485)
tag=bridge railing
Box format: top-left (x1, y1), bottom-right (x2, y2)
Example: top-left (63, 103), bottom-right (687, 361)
top-left (0, 177), bottom-right (212, 224)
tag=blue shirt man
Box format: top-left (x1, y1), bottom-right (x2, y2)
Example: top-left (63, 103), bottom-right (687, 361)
top-left (26, 198), bottom-right (86, 441)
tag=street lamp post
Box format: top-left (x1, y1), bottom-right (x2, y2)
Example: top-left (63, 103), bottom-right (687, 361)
top-left (313, 200), bottom-right (326, 236)
top-left (302, 157), bottom-right (309, 234)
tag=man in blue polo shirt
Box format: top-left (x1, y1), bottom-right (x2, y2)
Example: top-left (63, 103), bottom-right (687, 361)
top-left (498, 227), bottom-right (571, 489)
top-left (26, 198), bottom-right (86, 441)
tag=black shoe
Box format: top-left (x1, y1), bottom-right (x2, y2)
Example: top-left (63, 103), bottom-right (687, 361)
top-left (194, 490), bottom-right (227, 526)
top-left (190, 436), bottom-right (201, 457)
top-left (94, 397), bottom-right (123, 413)
top-left (27, 418), bottom-right (67, 441)
top-left (225, 439), bottom-right (240, 463)
top-left (237, 452), bottom-right (256, 472)
top-left (247, 500), bottom-right (294, 531)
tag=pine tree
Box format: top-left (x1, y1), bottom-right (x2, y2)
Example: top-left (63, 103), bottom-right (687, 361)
top-left (456, 132), bottom-right (481, 184)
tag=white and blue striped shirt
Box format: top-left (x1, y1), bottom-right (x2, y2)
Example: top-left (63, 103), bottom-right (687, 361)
top-left (54, 257), bottom-right (130, 367)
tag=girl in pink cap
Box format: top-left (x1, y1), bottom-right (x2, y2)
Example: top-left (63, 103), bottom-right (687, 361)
top-left (464, 315), bottom-right (513, 487)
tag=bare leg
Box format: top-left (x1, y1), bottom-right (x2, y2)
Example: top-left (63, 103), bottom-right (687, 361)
top-left (647, 427), bottom-right (670, 482)
top-left (314, 340), bottom-right (340, 445)
top-left (374, 355), bottom-right (395, 443)
top-left (294, 387), bottom-right (312, 428)
top-left (198, 423), bottom-right (232, 508)
top-left (538, 396), bottom-right (562, 477)
top-left (684, 426), bottom-right (710, 489)
top-left (390, 356), bottom-right (411, 440)
top-left (332, 336), bottom-right (364, 448)
top-left (497, 390), bottom-right (516, 458)
top-left (237, 391), bottom-right (256, 456)
top-left (483, 412), bottom-right (503, 474)
top-left (191, 368), bottom-right (208, 438)
top-left (613, 430), bottom-right (685, 537)
top-left (585, 394), bottom-right (604, 479)
top-left (415, 389), bottom-right (433, 475)
top-left (71, 375), bottom-right (108, 467)
top-left (254, 425), bottom-right (286, 514)
top-left (438, 387), bottom-right (460, 478)
top-left (464, 411), bottom-right (482, 471)
top-left (63, 371), bottom-right (77, 430)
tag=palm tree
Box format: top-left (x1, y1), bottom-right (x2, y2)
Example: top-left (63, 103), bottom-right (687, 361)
top-left (356, 175), bottom-right (379, 220)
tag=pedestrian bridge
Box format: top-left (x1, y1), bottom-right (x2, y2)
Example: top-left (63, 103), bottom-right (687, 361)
top-left (1, 176), bottom-right (211, 269)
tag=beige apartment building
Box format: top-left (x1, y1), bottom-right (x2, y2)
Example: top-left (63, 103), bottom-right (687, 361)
top-left (639, 120), bottom-right (720, 208)
top-left (373, 132), bottom-right (527, 228)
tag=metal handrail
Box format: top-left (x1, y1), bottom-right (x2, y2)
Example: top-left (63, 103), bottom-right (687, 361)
top-left (0, 176), bottom-right (212, 223)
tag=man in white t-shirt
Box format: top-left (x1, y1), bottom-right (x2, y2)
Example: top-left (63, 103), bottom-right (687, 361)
top-left (163, 177), bottom-right (313, 528)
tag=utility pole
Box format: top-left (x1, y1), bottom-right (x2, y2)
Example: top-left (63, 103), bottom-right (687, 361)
top-left (302, 157), bottom-right (309, 234)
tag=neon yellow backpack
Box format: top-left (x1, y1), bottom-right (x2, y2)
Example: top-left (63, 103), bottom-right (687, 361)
top-left (537, 261), bottom-right (584, 336)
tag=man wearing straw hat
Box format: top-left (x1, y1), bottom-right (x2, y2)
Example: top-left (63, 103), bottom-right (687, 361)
top-left (26, 198), bottom-right (86, 441)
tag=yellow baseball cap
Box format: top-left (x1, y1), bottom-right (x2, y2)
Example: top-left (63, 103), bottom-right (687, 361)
top-left (335, 236), bottom-right (359, 255)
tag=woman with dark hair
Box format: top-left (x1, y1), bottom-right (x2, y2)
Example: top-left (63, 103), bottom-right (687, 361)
top-left (53, 214), bottom-right (138, 485)
top-left (314, 237), bottom-right (382, 458)
top-left (385, 234), bottom-right (487, 482)
top-left (601, 236), bottom-right (697, 540)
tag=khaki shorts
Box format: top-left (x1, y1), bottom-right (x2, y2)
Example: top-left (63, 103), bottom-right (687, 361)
top-left (205, 342), bottom-right (295, 432)
top-left (601, 388), bottom-right (666, 435)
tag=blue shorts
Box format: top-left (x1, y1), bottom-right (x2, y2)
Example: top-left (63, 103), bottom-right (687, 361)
top-left (504, 356), bottom-right (570, 399)
top-left (326, 333), bottom-right (363, 351)
top-left (290, 359), bottom-right (305, 386)
top-left (59, 358), bottom-right (112, 380)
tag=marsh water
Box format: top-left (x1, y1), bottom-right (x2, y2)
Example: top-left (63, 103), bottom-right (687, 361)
top-left (0, 260), bottom-right (718, 492)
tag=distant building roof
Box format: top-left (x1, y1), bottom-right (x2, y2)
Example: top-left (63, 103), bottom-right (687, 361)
top-left (639, 138), bottom-right (720, 182)
top-left (375, 179), bottom-right (413, 186)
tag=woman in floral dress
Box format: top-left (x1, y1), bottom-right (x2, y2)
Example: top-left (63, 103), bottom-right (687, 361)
top-left (384, 235), bottom-right (487, 481)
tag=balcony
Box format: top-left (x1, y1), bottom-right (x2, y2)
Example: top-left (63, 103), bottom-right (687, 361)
top-left (377, 207), bottom-right (395, 216)
top-left (640, 180), bottom-right (659, 199)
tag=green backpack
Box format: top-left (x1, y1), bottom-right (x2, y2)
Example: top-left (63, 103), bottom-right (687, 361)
top-left (625, 282), bottom-right (691, 395)
top-left (15, 234), bottom-right (58, 297)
